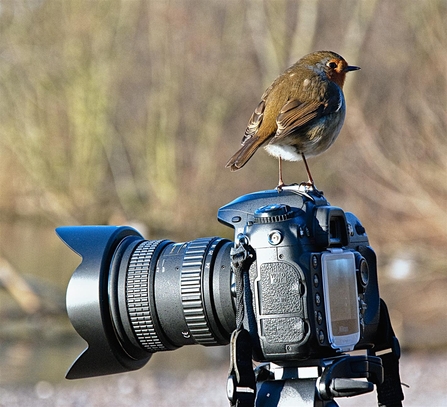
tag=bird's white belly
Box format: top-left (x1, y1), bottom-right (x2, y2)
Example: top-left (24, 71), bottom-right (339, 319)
top-left (264, 144), bottom-right (302, 161)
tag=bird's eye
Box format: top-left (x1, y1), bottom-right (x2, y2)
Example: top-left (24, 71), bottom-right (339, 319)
top-left (327, 61), bottom-right (338, 69)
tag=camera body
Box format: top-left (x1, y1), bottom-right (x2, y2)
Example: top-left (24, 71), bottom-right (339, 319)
top-left (57, 187), bottom-right (380, 379)
top-left (218, 187), bottom-right (380, 362)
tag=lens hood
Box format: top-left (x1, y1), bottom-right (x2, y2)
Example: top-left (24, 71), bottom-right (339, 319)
top-left (56, 226), bottom-right (151, 379)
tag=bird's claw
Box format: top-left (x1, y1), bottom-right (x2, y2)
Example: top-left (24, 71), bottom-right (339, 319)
top-left (276, 182), bottom-right (324, 197)
top-left (276, 182), bottom-right (285, 192)
top-left (298, 181), bottom-right (324, 196)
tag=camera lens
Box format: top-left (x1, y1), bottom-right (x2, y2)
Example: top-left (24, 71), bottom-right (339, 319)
top-left (57, 226), bottom-right (235, 379)
top-left (112, 236), bottom-right (235, 353)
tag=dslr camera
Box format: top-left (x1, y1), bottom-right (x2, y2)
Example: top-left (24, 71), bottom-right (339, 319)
top-left (58, 186), bottom-right (403, 406)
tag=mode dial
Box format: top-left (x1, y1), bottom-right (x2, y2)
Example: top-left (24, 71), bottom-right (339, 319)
top-left (253, 204), bottom-right (293, 224)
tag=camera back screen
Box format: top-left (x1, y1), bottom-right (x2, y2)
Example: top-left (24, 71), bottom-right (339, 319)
top-left (321, 252), bottom-right (360, 351)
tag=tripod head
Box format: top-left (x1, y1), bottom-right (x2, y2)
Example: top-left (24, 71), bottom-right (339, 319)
top-left (254, 354), bottom-right (382, 406)
top-left (227, 298), bottom-right (403, 407)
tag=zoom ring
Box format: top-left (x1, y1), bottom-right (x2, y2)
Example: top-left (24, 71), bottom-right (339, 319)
top-left (127, 240), bottom-right (168, 352)
top-left (181, 238), bottom-right (218, 345)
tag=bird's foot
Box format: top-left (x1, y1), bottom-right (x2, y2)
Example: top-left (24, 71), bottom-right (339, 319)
top-left (298, 181), bottom-right (324, 196)
top-left (276, 182), bottom-right (285, 192)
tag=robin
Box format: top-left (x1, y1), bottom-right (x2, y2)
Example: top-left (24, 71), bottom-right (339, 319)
top-left (225, 50), bottom-right (360, 190)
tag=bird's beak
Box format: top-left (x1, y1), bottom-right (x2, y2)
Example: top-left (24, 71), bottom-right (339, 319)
top-left (345, 65), bottom-right (360, 72)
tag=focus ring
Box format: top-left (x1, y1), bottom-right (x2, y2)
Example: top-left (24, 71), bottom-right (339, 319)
top-left (127, 240), bottom-right (167, 352)
top-left (181, 238), bottom-right (218, 345)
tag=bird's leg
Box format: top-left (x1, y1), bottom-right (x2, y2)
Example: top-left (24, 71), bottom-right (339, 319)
top-left (300, 153), bottom-right (324, 195)
top-left (276, 157), bottom-right (285, 191)
top-left (301, 153), bottom-right (314, 186)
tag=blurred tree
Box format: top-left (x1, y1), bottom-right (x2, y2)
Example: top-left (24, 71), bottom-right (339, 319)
top-left (0, 0), bottom-right (444, 272)
top-left (332, 0), bottom-right (447, 267)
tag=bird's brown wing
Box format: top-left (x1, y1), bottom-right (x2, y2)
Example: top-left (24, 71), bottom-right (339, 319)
top-left (225, 100), bottom-right (268, 170)
top-left (240, 100), bottom-right (265, 145)
top-left (274, 91), bottom-right (342, 141)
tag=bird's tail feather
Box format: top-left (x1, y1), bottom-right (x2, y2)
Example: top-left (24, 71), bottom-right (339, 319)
top-left (225, 138), bottom-right (263, 171)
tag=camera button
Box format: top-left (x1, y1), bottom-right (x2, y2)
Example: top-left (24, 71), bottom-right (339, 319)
top-left (313, 274), bottom-right (319, 287)
top-left (315, 293), bottom-right (321, 306)
top-left (355, 223), bottom-right (366, 235)
top-left (268, 230), bottom-right (283, 245)
top-left (318, 330), bottom-right (325, 344)
top-left (316, 311), bottom-right (323, 325)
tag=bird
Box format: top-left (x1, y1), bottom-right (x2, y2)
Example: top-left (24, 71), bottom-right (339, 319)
top-left (225, 50), bottom-right (360, 191)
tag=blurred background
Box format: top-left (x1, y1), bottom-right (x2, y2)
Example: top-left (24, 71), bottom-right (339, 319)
top-left (0, 0), bottom-right (446, 405)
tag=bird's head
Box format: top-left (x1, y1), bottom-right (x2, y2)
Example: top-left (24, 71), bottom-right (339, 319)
top-left (302, 51), bottom-right (360, 88)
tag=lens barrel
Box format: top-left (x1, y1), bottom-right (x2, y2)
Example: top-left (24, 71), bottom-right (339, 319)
top-left (57, 226), bottom-right (235, 379)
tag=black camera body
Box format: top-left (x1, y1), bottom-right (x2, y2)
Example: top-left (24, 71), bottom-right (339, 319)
top-left (218, 188), bottom-right (380, 363)
top-left (57, 187), bottom-right (380, 379)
